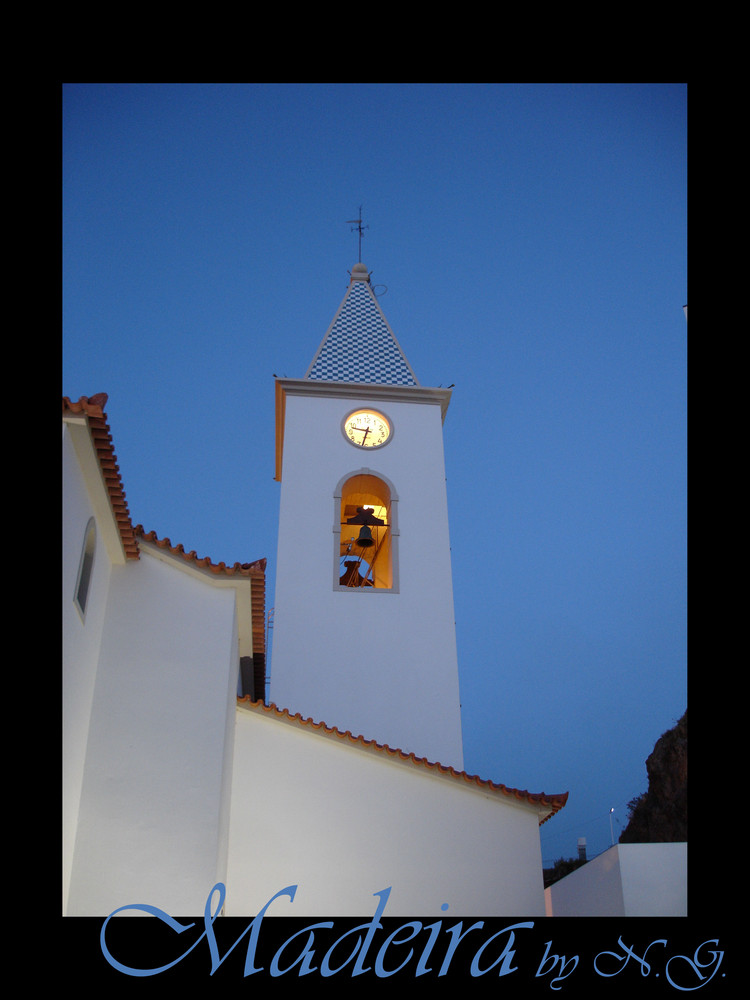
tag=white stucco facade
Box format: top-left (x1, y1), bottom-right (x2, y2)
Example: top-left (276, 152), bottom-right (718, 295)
top-left (63, 423), bottom-right (115, 911)
top-left (63, 412), bottom-right (257, 917)
top-left (66, 553), bottom-right (241, 916)
top-left (227, 702), bottom-right (550, 917)
top-left (270, 382), bottom-right (464, 772)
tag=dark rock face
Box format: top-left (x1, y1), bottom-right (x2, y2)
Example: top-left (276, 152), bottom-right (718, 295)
top-left (620, 710), bottom-right (687, 843)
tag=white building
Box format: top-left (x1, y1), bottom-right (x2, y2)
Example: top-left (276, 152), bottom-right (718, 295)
top-left (63, 262), bottom-right (568, 918)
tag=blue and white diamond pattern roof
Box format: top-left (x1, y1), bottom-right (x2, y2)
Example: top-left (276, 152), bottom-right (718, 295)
top-left (305, 265), bottom-right (419, 386)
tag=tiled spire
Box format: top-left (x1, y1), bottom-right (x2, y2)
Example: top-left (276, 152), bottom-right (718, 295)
top-left (305, 263), bottom-right (419, 386)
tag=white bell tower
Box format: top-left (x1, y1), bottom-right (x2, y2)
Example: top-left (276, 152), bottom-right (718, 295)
top-left (270, 262), bottom-right (463, 770)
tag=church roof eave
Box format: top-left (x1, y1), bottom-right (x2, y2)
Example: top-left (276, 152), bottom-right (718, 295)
top-left (63, 393), bottom-right (139, 561)
top-left (236, 698), bottom-right (569, 825)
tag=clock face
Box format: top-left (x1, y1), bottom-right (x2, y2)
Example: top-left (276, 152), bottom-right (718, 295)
top-left (343, 409), bottom-right (392, 449)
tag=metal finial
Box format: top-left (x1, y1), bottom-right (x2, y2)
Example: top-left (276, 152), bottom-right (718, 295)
top-left (346, 206), bottom-right (368, 262)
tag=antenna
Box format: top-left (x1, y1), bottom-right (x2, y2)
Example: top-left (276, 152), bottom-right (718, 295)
top-left (346, 206), bottom-right (368, 262)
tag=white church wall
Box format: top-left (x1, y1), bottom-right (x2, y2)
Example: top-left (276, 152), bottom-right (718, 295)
top-left (544, 842), bottom-right (687, 916)
top-left (62, 425), bottom-right (115, 912)
top-left (65, 553), bottom-right (241, 916)
top-left (271, 390), bottom-right (463, 770)
top-left (226, 706), bottom-right (547, 917)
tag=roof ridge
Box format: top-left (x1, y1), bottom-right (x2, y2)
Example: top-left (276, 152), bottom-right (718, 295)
top-left (237, 697), bottom-right (568, 823)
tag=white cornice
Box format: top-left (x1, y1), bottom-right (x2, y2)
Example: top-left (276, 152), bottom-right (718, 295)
top-left (277, 377), bottom-right (451, 413)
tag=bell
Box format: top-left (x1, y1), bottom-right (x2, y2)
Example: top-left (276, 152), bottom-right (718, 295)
top-left (356, 524), bottom-right (375, 548)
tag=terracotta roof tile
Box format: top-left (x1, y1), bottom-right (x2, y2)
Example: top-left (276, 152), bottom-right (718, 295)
top-left (237, 698), bottom-right (568, 824)
top-left (134, 526), bottom-right (266, 577)
top-left (62, 394), bottom-right (140, 560)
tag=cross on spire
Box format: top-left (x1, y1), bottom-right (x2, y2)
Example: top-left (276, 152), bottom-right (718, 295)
top-left (346, 206), bottom-right (368, 262)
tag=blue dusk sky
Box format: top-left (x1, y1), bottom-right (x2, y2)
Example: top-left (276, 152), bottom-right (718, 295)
top-left (62, 83), bottom-right (687, 868)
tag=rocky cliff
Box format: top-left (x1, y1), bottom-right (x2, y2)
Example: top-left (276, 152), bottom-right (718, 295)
top-left (619, 709), bottom-right (687, 843)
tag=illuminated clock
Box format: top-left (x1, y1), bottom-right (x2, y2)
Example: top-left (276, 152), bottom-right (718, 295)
top-left (342, 409), bottom-right (392, 449)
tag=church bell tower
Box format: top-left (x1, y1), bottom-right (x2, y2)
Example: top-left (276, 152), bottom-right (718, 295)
top-left (270, 261), bottom-right (463, 770)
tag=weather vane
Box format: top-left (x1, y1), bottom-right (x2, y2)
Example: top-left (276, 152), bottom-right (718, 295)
top-left (346, 206), bottom-right (368, 262)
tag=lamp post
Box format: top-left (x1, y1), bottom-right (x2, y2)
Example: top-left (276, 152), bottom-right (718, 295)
top-left (609, 807), bottom-right (615, 847)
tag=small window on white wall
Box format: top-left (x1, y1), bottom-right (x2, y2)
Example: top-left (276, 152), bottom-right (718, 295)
top-left (74, 518), bottom-right (96, 617)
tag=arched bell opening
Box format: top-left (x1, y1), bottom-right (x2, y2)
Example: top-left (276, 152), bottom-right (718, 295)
top-left (336, 472), bottom-right (394, 589)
